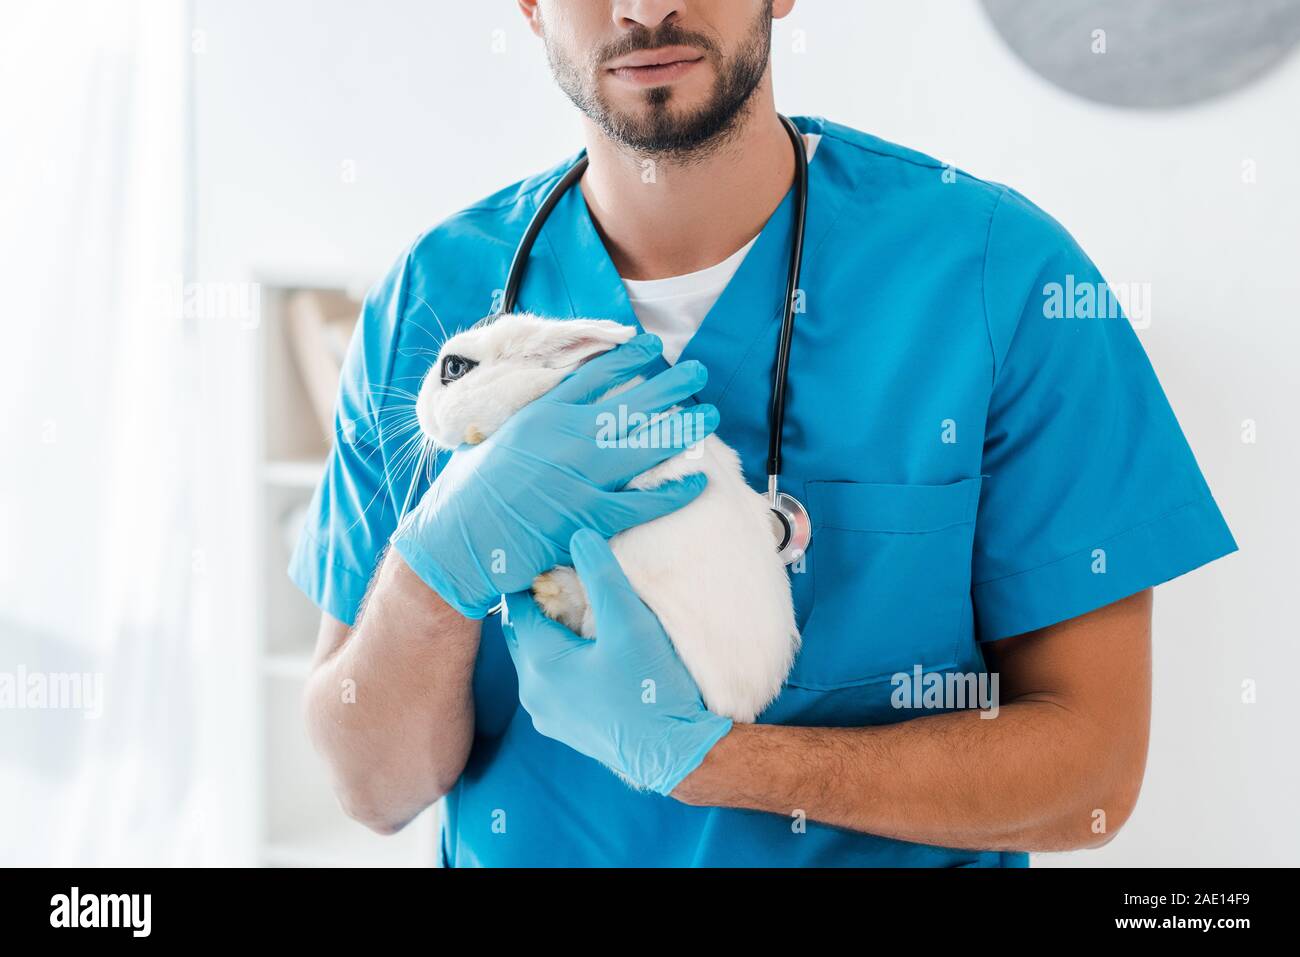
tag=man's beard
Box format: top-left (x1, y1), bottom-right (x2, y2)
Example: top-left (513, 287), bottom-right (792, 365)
top-left (545, 3), bottom-right (774, 161)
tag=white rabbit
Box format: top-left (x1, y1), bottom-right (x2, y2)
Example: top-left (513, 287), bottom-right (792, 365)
top-left (414, 313), bottom-right (799, 723)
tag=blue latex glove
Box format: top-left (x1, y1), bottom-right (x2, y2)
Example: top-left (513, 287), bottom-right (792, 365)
top-left (503, 529), bottom-right (734, 795)
top-left (392, 335), bottom-right (718, 619)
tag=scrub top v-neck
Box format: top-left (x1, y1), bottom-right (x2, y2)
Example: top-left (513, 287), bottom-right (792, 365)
top-left (622, 133), bottom-right (822, 363)
top-left (289, 116), bottom-right (1236, 867)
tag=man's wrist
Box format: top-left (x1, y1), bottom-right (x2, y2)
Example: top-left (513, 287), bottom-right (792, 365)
top-left (389, 534), bottom-right (493, 620)
top-left (650, 712), bottom-right (733, 797)
top-left (384, 538), bottom-right (491, 621)
top-left (669, 721), bottom-right (749, 806)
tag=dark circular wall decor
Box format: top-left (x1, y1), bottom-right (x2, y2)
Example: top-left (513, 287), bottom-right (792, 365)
top-left (979, 0), bottom-right (1300, 109)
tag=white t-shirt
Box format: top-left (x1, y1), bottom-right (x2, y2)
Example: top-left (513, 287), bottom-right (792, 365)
top-left (622, 134), bottom-right (821, 364)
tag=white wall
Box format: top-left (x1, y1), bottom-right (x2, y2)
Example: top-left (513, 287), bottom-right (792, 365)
top-left (194, 0), bottom-right (1300, 866)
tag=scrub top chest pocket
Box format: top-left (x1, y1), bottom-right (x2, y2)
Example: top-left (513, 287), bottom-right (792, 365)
top-left (787, 478), bottom-right (983, 690)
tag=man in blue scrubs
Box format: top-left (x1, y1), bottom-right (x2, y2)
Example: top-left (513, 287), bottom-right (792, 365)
top-left (291, 0), bottom-right (1236, 866)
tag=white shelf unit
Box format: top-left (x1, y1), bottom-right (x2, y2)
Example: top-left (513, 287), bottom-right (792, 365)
top-left (256, 284), bottom-right (438, 867)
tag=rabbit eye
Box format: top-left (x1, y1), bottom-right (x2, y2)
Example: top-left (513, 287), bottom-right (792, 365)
top-left (440, 354), bottom-right (478, 385)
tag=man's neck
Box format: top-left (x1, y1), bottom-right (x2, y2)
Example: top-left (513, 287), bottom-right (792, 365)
top-left (578, 85), bottom-right (795, 282)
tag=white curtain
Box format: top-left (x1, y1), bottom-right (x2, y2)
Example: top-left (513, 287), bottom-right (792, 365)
top-left (0, 0), bottom-right (202, 864)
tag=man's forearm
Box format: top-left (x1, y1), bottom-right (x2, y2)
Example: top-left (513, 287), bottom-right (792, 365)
top-left (304, 551), bottom-right (481, 833)
top-left (671, 698), bottom-right (1143, 852)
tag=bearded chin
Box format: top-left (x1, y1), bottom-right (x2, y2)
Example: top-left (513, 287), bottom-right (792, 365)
top-left (599, 51), bottom-right (767, 158)
top-left (549, 8), bottom-right (773, 160)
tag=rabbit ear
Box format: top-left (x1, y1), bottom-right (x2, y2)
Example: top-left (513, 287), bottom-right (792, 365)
top-left (518, 317), bottom-right (637, 367)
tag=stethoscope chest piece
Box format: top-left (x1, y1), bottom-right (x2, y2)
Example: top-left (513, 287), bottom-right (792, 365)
top-left (770, 482), bottom-right (812, 566)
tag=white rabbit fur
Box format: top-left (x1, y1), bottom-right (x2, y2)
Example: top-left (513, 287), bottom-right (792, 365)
top-left (415, 313), bottom-right (799, 723)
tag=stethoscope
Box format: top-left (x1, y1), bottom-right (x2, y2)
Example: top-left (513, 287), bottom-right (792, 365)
top-left (493, 114), bottom-right (813, 566)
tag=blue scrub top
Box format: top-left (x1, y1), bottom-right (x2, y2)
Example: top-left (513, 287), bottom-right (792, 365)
top-left (289, 116), bottom-right (1236, 867)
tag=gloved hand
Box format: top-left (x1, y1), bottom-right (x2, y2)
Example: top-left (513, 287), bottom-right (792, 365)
top-left (502, 529), bottom-right (733, 795)
top-left (391, 335), bottom-right (718, 619)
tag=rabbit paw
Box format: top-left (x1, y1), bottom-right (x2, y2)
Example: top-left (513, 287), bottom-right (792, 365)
top-left (531, 566), bottom-right (591, 637)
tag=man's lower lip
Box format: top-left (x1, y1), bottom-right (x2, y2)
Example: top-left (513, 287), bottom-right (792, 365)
top-left (607, 59), bottom-right (702, 86)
